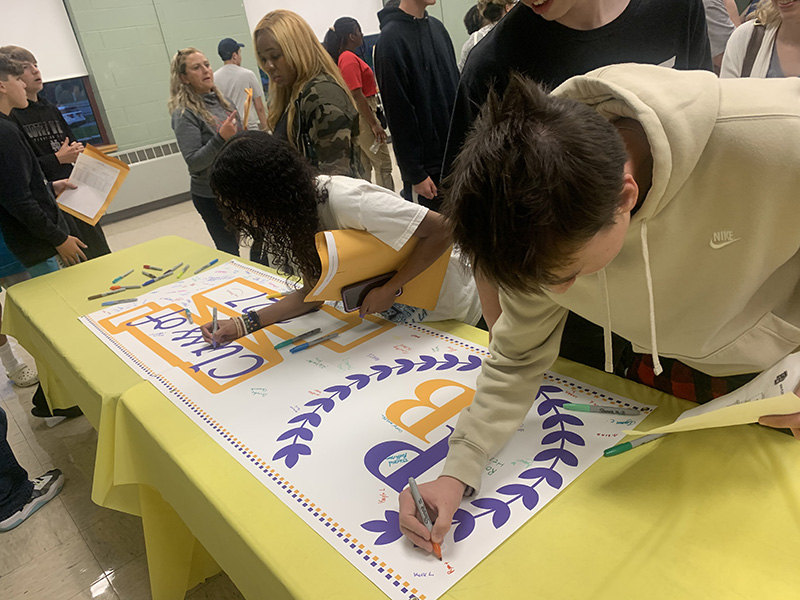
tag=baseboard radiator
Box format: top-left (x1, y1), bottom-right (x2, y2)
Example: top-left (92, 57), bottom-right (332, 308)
top-left (108, 140), bottom-right (190, 215)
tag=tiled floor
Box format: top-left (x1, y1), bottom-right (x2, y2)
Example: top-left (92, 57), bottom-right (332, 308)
top-left (0, 201), bottom-right (245, 600)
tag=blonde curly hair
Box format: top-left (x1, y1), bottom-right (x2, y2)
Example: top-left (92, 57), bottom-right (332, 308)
top-left (168, 48), bottom-right (233, 125)
top-left (753, 0), bottom-right (781, 26)
top-left (253, 10), bottom-right (355, 136)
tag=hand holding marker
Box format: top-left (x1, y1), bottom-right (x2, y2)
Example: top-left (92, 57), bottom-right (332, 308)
top-left (407, 477), bottom-right (442, 560)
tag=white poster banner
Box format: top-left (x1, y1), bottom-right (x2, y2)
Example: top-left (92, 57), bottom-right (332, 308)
top-left (81, 260), bottom-right (654, 600)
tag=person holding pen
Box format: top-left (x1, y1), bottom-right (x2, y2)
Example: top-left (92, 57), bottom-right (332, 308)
top-left (397, 66), bottom-right (800, 554)
top-left (199, 131), bottom-right (480, 345)
top-left (169, 48), bottom-right (242, 256)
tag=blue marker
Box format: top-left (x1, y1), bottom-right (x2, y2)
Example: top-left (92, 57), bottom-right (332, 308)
top-left (112, 269), bottom-right (134, 284)
top-left (194, 258), bottom-right (219, 274)
top-left (289, 332), bottom-right (340, 354)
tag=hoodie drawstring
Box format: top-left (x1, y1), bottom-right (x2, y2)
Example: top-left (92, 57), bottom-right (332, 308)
top-left (640, 221), bottom-right (663, 375)
top-left (598, 270), bottom-right (614, 374)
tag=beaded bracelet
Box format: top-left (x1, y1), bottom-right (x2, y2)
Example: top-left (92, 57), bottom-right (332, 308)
top-left (242, 310), bottom-right (262, 335)
top-left (232, 316), bottom-right (245, 339)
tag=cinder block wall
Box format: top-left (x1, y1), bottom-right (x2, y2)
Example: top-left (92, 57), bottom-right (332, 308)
top-left (65, 0), bottom-right (255, 151)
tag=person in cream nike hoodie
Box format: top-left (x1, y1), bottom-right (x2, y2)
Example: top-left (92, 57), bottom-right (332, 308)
top-left (395, 63), bottom-right (800, 553)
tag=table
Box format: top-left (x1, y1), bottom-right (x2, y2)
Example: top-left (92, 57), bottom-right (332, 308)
top-left (3, 236), bottom-right (228, 594)
top-left (6, 236), bottom-right (800, 599)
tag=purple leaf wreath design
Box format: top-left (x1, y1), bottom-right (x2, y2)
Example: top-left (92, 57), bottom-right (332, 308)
top-left (360, 385), bottom-right (586, 545)
top-left (272, 354), bottom-right (482, 468)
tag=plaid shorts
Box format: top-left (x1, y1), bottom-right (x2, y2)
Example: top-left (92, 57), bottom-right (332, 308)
top-left (620, 352), bottom-right (758, 405)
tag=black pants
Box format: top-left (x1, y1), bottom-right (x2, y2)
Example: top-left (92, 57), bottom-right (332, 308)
top-left (191, 195), bottom-right (239, 255)
top-left (0, 406), bottom-right (32, 520)
top-left (401, 172), bottom-right (442, 212)
top-left (63, 212), bottom-right (111, 260)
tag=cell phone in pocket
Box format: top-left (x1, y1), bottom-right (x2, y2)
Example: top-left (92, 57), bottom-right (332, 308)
top-left (341, 272), bottom-right (401, 313)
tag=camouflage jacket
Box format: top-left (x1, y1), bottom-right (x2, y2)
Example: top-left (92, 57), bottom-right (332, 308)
top-left (293, 74), bottom-right (365, 179)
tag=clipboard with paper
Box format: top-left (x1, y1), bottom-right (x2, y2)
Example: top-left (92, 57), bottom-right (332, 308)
top-left (305, 229), bottom-right (450, 310)
top-left (56, 144), bottom-right (130, 225)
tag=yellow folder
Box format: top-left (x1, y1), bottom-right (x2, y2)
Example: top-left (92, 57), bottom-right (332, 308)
top-left (305, 230), bottom-right (450, 311)
top-left (56, 144), bottom-right (130, 225)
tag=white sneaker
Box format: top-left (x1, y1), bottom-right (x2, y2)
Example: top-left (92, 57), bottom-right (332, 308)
top-left (0, 469), bottom-right (65, 532)
top-left (7, 364), bottom-right (38, 387)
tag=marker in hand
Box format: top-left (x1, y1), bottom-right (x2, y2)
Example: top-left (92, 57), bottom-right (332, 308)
top-left (211, 307), bottom-right (218, 349)
top-left (407, 477), bottom-right (442, 561)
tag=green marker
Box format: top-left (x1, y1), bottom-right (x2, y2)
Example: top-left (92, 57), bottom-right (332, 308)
top-left (563, 402), bottom-right (641, 416)
top-left (274, 328), bottom-right (322, 350)
top-left (604, 433), bottom-right (667, 457)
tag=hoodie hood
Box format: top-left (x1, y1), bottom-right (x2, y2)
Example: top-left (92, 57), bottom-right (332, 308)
top-left (378, 6), bottom-right (426, 29)
top-left (553, 63), bottom-right (720, 223)
top-left (552, 64), bottom-right (723, 374)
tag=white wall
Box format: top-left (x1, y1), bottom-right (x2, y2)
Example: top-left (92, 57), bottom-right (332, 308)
top-left (242, 0), bottom-right (383, 40)
top-left (0, 0), bottom-right (87, 81)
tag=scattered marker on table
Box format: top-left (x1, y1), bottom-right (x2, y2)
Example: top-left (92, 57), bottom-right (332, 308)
top-left (274, 328), bottom-right (322, 350)
top-left (604, 433), bottom-right (667, 457)
top-left (101, 298), bottom-right (138, 306)
top-left (112, 269), bottom-right (134, 284)
top-left (143, 264), bottom-right (162, 271)
top-left (289, 332), bottom-right (340, 354)
top-left (212, 307), bottom-right (218, 349)
top-left (88, 289), bottom-right (125, 300)
top-left (407, 477), bottom-right (442, 561)
top-left (563, 403), bottom-right (641, 416)
top-left (194, 258), bottom-right (219, 274)
top-left (165, 262), bottom-right (183, 275)
top-left (176, 264), bottom-right (190, 280)
top-left (142, 270), bottom-right (157, 279)
top-left (184, 308), bottom-right (193, 324)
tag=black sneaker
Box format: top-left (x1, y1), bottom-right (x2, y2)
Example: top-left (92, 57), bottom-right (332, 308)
top-left (30, 405), bottom-right (83, 419)
top-left (0, 469), bottom-right (65, 532)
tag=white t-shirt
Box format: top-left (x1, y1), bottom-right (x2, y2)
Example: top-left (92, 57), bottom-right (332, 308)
top-left (316, 175), bottom-right (482, 325)
top-left (214, 64), bottom-right (264, 130)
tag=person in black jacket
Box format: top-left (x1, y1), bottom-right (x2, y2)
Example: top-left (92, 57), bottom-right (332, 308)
top-left (444, 0), bottom-right (713, 181)
top-left (1, 46), bottom-right (111, 260)
top-left (442, 0), bottom-right (713, 370)
top-left (0, 54), bottom-right (84, 419)
top-left (374, 0), bottom-right (458, 211)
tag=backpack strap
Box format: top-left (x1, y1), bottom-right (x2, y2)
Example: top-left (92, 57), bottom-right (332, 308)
top-left (741, 21), bottom-right (767, 78)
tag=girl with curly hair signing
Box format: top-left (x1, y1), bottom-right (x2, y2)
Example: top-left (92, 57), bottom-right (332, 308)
top-left (199, 132), bottom-right (481, 346)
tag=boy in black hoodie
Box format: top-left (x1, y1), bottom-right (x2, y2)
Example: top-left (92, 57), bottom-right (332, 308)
top-left (374, 0), bottom-right (458, 211)
top-left (0, 54), bottom-right (84, 418)
top-left (0, 46), bottom-right (111, 260)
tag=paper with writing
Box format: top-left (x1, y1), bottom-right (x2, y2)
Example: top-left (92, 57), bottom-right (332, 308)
top-left (627, 351), bottom-right (800, 436)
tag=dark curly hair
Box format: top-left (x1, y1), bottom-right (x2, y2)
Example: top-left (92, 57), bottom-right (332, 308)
top-left (210, 131), bottom-right (328, 283)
